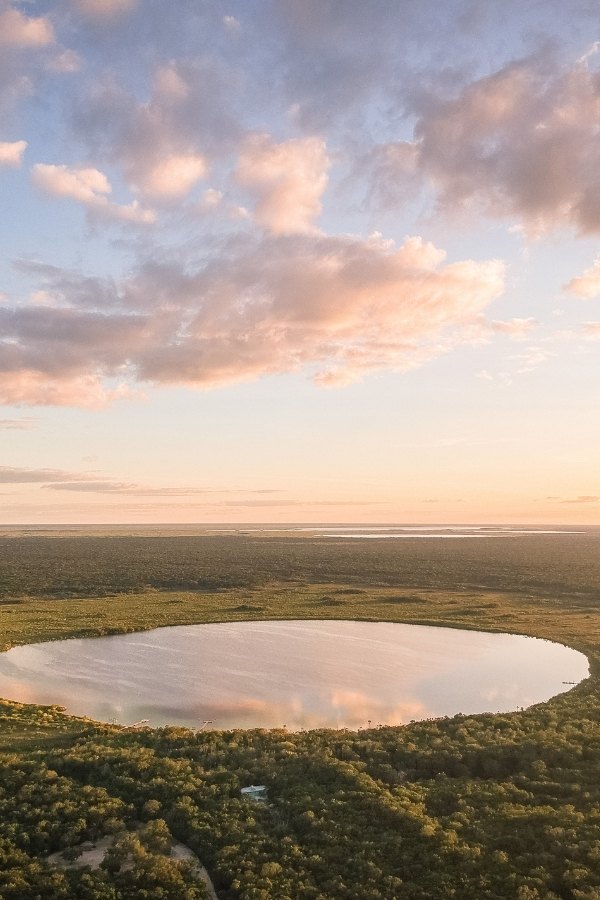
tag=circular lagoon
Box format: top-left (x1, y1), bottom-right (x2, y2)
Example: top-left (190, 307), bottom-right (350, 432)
top-left (0, 620), bottom-right (588, 730)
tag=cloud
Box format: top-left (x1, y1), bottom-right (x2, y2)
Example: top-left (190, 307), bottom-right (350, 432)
top-left (0, 299), bottom-right (151, 406)
top-left (72, 0), bottom-right (138, 21)
top-left (490, 318), bottom-right (537, 338)
top-left (0, 233), bottom-right (504, 406)
top-left (236, 135), bottom-right (330, 234)
top-left (560, 495), bottom-right (599, 504)
top-left (31, 163), bottom-right (156, 225)
top-left (476, 342), bottom-right (552, 384)
top-left (46, 50), bottom-right (82, 74)
top-left (373, 49), bottom-right (600, 235)
top-left (565, 258), bottom-right (600, 298)
top-left (43, 480), bottom-right (139, 493)
top-left (72, 62), bottom-right (239, 201)
top-left (200, 188), bottom-right (223, 210)
top-left (511, 346), bottom-right (554, 374)
top-left (0, 465), bottom-right (283, 495)
top-left (0, 371), bottom-right (137, 408)
top-left (0, 140), bottom-right (26, 167)
top-left (582, 321), bottom-right (600, 340)
top-left (138, 153), bottom-right (206, 200)
top-left (42, 482), bottom-right (280, 496)
top-left (0, 5), bottom-right (54, 47)
top-left (0, 417), bottom-right (36, 430)
top-left (0, 466), bottom-right (93, 483)
top-left (0, 3), bottom-right (59, 113)
top-left (32, 164), bottom-right (110, 203)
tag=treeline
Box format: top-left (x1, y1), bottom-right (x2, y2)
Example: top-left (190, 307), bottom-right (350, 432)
top-left (0, 679), bottom-right (598, 898)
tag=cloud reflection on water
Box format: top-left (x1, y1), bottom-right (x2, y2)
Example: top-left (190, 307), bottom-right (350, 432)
top-left (0, 621), bottom-right (588, 730)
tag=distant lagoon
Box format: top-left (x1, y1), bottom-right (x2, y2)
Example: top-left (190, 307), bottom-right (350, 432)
top-left (299, 526), bottom-right (587, 539)
top-left (0, 620), bottom-right (588, 730)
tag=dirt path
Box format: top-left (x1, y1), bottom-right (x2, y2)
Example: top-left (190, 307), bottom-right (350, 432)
top-left (48, 833), bottom-right (219, 899)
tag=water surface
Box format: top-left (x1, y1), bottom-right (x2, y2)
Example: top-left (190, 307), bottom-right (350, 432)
top-left (0, 620), bottom-right (588, 730)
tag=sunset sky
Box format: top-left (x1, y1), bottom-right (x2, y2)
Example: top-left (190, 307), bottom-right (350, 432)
top-left (1, 0), bottom-right (599, 524)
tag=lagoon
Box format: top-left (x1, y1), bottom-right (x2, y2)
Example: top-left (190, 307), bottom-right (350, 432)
top-left (0, 620), bottom-right (588, 730)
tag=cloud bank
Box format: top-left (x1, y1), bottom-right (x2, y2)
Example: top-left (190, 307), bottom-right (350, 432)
top-left (2, 234), bottom-right (504, 406)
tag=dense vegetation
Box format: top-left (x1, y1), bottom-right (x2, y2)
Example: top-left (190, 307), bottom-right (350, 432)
top-left (0, 530), bottom-right (598, 899)
top-left (0, 529), bottom-right (599, 601)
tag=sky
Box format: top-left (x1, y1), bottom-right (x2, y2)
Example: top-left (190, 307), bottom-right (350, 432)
top-left (0, 0), bottom-right (599, 525)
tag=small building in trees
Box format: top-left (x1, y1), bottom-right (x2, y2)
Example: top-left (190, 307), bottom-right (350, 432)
top-left (240, 784), bottom-right (268, 802)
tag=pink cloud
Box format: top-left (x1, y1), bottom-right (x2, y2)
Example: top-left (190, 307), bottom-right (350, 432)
top-left (236, 134), bottom-right (330, 234)
top-left (565, 258), bottom-right (600, 298)
top-left (138, 153), bottom-right (206, 200)
top-left (0, 370), bottom-right (138, 409)
top-left (582, 322), bottom-right (600, 340)
top-left (47, 50), bottom-right (82, 75)
top-left (1, 233), bottom-right (504, 406)
top-left (490, 317), bottom-right (537, 338)
top-left (0, 418), bottom-right (36, 430)
top-left (31, 163), bottom-right (156, 225)
top-left (0, 140), bottom-right (26, 167)
top-left (0, 5), bottom-right (54, 47)
top-left (72, 0), bottom-right (138, 21)
top-left (72, 63), bottom-right (235, 203)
